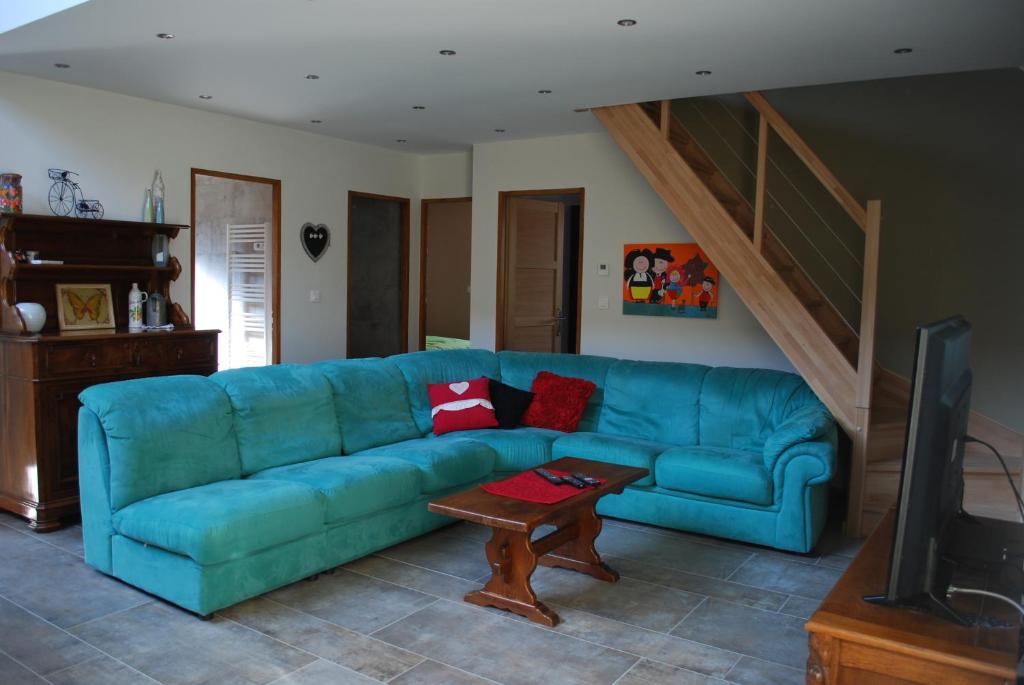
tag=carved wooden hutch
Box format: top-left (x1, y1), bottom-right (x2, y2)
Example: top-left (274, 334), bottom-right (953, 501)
top-left (0, 214), bottom-right (218, 531)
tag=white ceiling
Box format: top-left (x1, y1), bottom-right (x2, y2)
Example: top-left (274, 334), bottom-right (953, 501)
top-left (1, 0), bottom-right (1021, 153)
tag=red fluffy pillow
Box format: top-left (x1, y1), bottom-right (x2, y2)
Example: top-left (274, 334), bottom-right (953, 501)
top-left (521, 371), bottom-right (597, 432)
top-left (428, 377), bottom-right (499, 435)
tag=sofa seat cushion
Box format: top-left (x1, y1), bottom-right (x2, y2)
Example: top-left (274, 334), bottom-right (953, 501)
top-left (551, 433), bottom-right (667, 486)
top-left (354, 437), bottom-right (496, 493)
top-left (112, 480), bottom-right (323, 565)
top-left (656, 446), bottom-right (772, 505)
top-left (445, 427), bottom-right (561, 472)
top-left (248, 456), bottom-right (421, 523)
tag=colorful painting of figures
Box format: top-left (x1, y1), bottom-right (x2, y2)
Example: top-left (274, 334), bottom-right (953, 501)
top-left (623, 243), bottom-right (719, 319)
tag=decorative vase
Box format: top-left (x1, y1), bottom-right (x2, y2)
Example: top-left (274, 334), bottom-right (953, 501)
top-left (15, 302), bottom-right (46, 333)
top-left (152, 234), bottom-right (170, 267)
top-left (0, 173), bottom-right (23, 215)
top-left (151, 170), bottom-right (165, 224)
top-left (143, 189), bottom-right (154, 223)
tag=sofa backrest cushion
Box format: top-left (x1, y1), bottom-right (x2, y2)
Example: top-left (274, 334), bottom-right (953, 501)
top-left (599, 359), bottom-right (710, 444)
top-left (391, 349), bottom-right (501, 434)
top-left (497, 352), bottom-right (615, 432)
top-left (314, 358), bottom-right (421, 453)
top-left (698, 367), bottom-right (818, 451)
top-left (211, 364), bottom-right (342, 475)
top-left (79, 375), bottom-right (241, 511)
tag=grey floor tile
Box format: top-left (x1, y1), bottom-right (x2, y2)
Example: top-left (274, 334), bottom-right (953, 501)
top-left (728, 556), bottom-right (842, 601)
top-left (35, 525), bottom-right (86, 558)
top-left (269, 659), bottom-right (379, 685)
top-left (0, 651), bottom-right (47, 685)
top-left (778, 595), bottom-right (820, 620)
top-left (343, 554), bottom-right (480, 601)
top-left (816, 553), bottom-right (853, 572)
top-left (442, 522), bottom-right (492, 544)
top-left (70, 602), bottom-right (315, 685)
top-left (390, 659), bottom-right (495, 684)
top-left (607, 555), bottom-right (787, 612)
top-left (504, 605), bottom-right (739, 678)
top-left (221, 597), bottom-right (422, 681)
top-left (724, 656), bottom-right (804, 685)
top-left (813, 527), bottom-right (863, 559)
top-left (374, 599), bottom-right (637, 685)
top-left (377, 530), bottom-right (491, 580)
top-left (595, 524), bottom-right (751, 580)
top-left (0, 597), bottom-right (100, 676)
top-left (46, 654), bottom-right (156, 685)
top-left (625, 658), bottom-right (728, 684)
top-left (529, 566), bottom-right (703, 632)
top-left (268, 568), bottom-right (437, 634)
top-left (0, 534), bottom-right (148, 628)
top-left (671, 599), bottom-right (808, 670)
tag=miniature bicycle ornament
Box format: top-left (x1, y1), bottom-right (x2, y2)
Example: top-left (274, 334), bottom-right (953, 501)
top-left (47, 168), bottom-right (104, 219)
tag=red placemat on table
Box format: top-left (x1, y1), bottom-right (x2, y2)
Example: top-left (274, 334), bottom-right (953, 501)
top-left (480, 469), bottom-right (606, 505)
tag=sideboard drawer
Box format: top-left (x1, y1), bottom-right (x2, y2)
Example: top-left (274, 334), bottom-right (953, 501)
top-left (43, 340), bottom-right (133, 377)
top-left (155, 336), bottom-right (217, 368)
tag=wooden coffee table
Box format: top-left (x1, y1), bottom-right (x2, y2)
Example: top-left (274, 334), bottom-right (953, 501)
top-left (428, 456), bottom-right (648, 626)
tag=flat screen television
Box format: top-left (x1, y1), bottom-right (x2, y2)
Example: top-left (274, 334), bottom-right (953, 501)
top-left (865, 316), bottom-right (975, 623)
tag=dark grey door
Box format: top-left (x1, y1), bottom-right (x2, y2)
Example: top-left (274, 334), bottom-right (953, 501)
top-left (347, 194), bottom-right (407, 358)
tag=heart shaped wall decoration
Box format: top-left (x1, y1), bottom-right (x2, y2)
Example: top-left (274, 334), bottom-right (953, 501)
top-left (300, 222), bottom-right (330, 262)
top-left (449, 381), bottom-right (470, 395)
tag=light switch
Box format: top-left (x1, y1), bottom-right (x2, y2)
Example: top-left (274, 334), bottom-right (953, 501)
top-left (309, 289), bottom-right (321, 303)
top-left (598, 296), bottom-right (609, 310)
top-left (597, 263), bottom-right (609, 276)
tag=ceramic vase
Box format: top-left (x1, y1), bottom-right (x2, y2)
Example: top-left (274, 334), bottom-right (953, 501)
top-left (143, 189), bottom-right (154, 223)
top-left (15, 302), bottom-right (46, 333)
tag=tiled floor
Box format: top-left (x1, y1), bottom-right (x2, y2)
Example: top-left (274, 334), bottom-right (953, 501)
top-left (0, 510), bottom-right (860, 685)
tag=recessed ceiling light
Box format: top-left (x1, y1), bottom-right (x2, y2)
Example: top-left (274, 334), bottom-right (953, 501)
top-left (695, 70), bottom-right (712, 76)
top-left (617, 19), bottom-right (637, 27)
top-left (53, 63), bottom-right (70, 69)
top-left (894, 47), bottom-right (913, 54)
top-left (310, 119), bottom-right (323, 124)
top-left (412, 105), bottom-right (426, 110)
top-left (573, 107), bottom-right (590, 112)
top-left (439, 49), bottom-right (456, 56)
top-left (198, 94), bottom-right (213, 100)
top-left (156, 33), bottom-right (175, 39)
top-left (396, 138), bottom-right (407, 143)
top-left (305, 74), bottom-right (320, 80)
top-left (537, 89), bottom-right (552, 94)
top-left (494, 128), bottom-right (506, 133)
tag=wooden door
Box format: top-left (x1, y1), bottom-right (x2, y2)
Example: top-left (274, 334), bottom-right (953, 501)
top-left (504, 198), bottom-right (565, 352)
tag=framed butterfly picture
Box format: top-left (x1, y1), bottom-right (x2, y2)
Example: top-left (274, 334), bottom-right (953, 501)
top-left (55, 283), bottom-right (115, 331)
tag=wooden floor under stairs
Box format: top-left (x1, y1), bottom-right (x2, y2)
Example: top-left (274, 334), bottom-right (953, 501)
top-left (639, 101), bottom-right (860, 367)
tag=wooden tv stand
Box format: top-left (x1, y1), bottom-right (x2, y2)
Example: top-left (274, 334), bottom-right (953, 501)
top-left (806, 508), bottom-right (1020, 683)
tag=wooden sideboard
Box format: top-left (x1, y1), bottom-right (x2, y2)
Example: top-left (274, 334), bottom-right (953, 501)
top-left (0, 214), bottom-right (218, 531)
top-left (806, 509), bottom-right (1021, 684)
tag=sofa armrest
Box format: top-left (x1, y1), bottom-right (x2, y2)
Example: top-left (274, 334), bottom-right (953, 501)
top-left (762, 405), bottom-right (834, 471)
top-left (78, 407), bottom-right (115, 574)
top-left (770, 426), bottom-right (838, 499)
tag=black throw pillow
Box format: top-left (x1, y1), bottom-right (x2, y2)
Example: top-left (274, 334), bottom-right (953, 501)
top-left (488, 379), bottom-right (534, 429)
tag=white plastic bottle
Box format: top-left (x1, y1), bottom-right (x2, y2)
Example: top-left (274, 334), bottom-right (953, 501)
top-left (128, 282), bottom-right (148, 330)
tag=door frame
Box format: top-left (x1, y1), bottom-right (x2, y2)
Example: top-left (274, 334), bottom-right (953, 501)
top-left (346, 190), bottom-right (411, 357)
top-left (419, 197), bottom-right (472, 351)
top-left (190, 168), bottom-right (282, 364)
top-left (495, 187), bottom-right (584, 353)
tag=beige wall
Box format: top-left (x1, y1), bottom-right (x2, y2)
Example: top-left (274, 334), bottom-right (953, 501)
top-left (0, 70), bottom-right (421, 362)
top-left (470, 132), bottom-right (794, 371)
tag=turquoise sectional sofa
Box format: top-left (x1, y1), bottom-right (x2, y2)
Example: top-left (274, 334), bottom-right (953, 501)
top-left (77, 349), bottom-right (836, 616)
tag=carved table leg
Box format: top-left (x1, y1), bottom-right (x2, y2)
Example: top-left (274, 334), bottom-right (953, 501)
top-left (464, 527), bottom-right (560, 626)
top-left (538, 506), bottom-right (619, 582)
top-left (806, 632), bottom-right (836, 684)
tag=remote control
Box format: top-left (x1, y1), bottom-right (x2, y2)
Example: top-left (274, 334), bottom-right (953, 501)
top-left (534, 468), bottom-right (566, 485)
top-left (573, 472), bottom-right (601, 487)
top-left (561, 474), bottom-right (587, 489)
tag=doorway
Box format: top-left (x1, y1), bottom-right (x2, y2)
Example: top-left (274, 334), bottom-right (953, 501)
top-left (496, 188), bottom-right (583, 353)
top-left (347, 191), bottom-right (410, 358)
top-left (191, 169), bottom-right (281, 369)
top-left (420, 197), bottom-right (472, 351)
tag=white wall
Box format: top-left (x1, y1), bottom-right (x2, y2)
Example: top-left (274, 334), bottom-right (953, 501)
top-left (0, 71), bottom-right (421, 362)
top-left (419, 152), bottom-right (472, 199)
top-left (470, 132), bottom-right (793, 371)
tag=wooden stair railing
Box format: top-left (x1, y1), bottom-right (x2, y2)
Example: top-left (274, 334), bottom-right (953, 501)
top-left (597, 94), bottom-right (882, 536)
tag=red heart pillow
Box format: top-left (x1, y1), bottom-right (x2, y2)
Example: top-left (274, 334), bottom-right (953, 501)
top-left (521, 371), bottom-right (597, 432)
top-left (428, 377), bottom-right (499, 435)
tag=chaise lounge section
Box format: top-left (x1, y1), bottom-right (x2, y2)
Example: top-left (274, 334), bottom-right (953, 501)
top-left (78, 349), bottom-right (836, 616)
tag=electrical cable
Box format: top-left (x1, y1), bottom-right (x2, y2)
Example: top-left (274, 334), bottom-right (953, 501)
top-left (947, 586), bottom-right (1024, 617)
top-left (966, 435), bottom-right (1024, 522)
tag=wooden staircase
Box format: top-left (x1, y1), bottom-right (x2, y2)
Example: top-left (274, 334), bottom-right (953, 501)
top-left (597, 95), bottom-right (882, 535)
